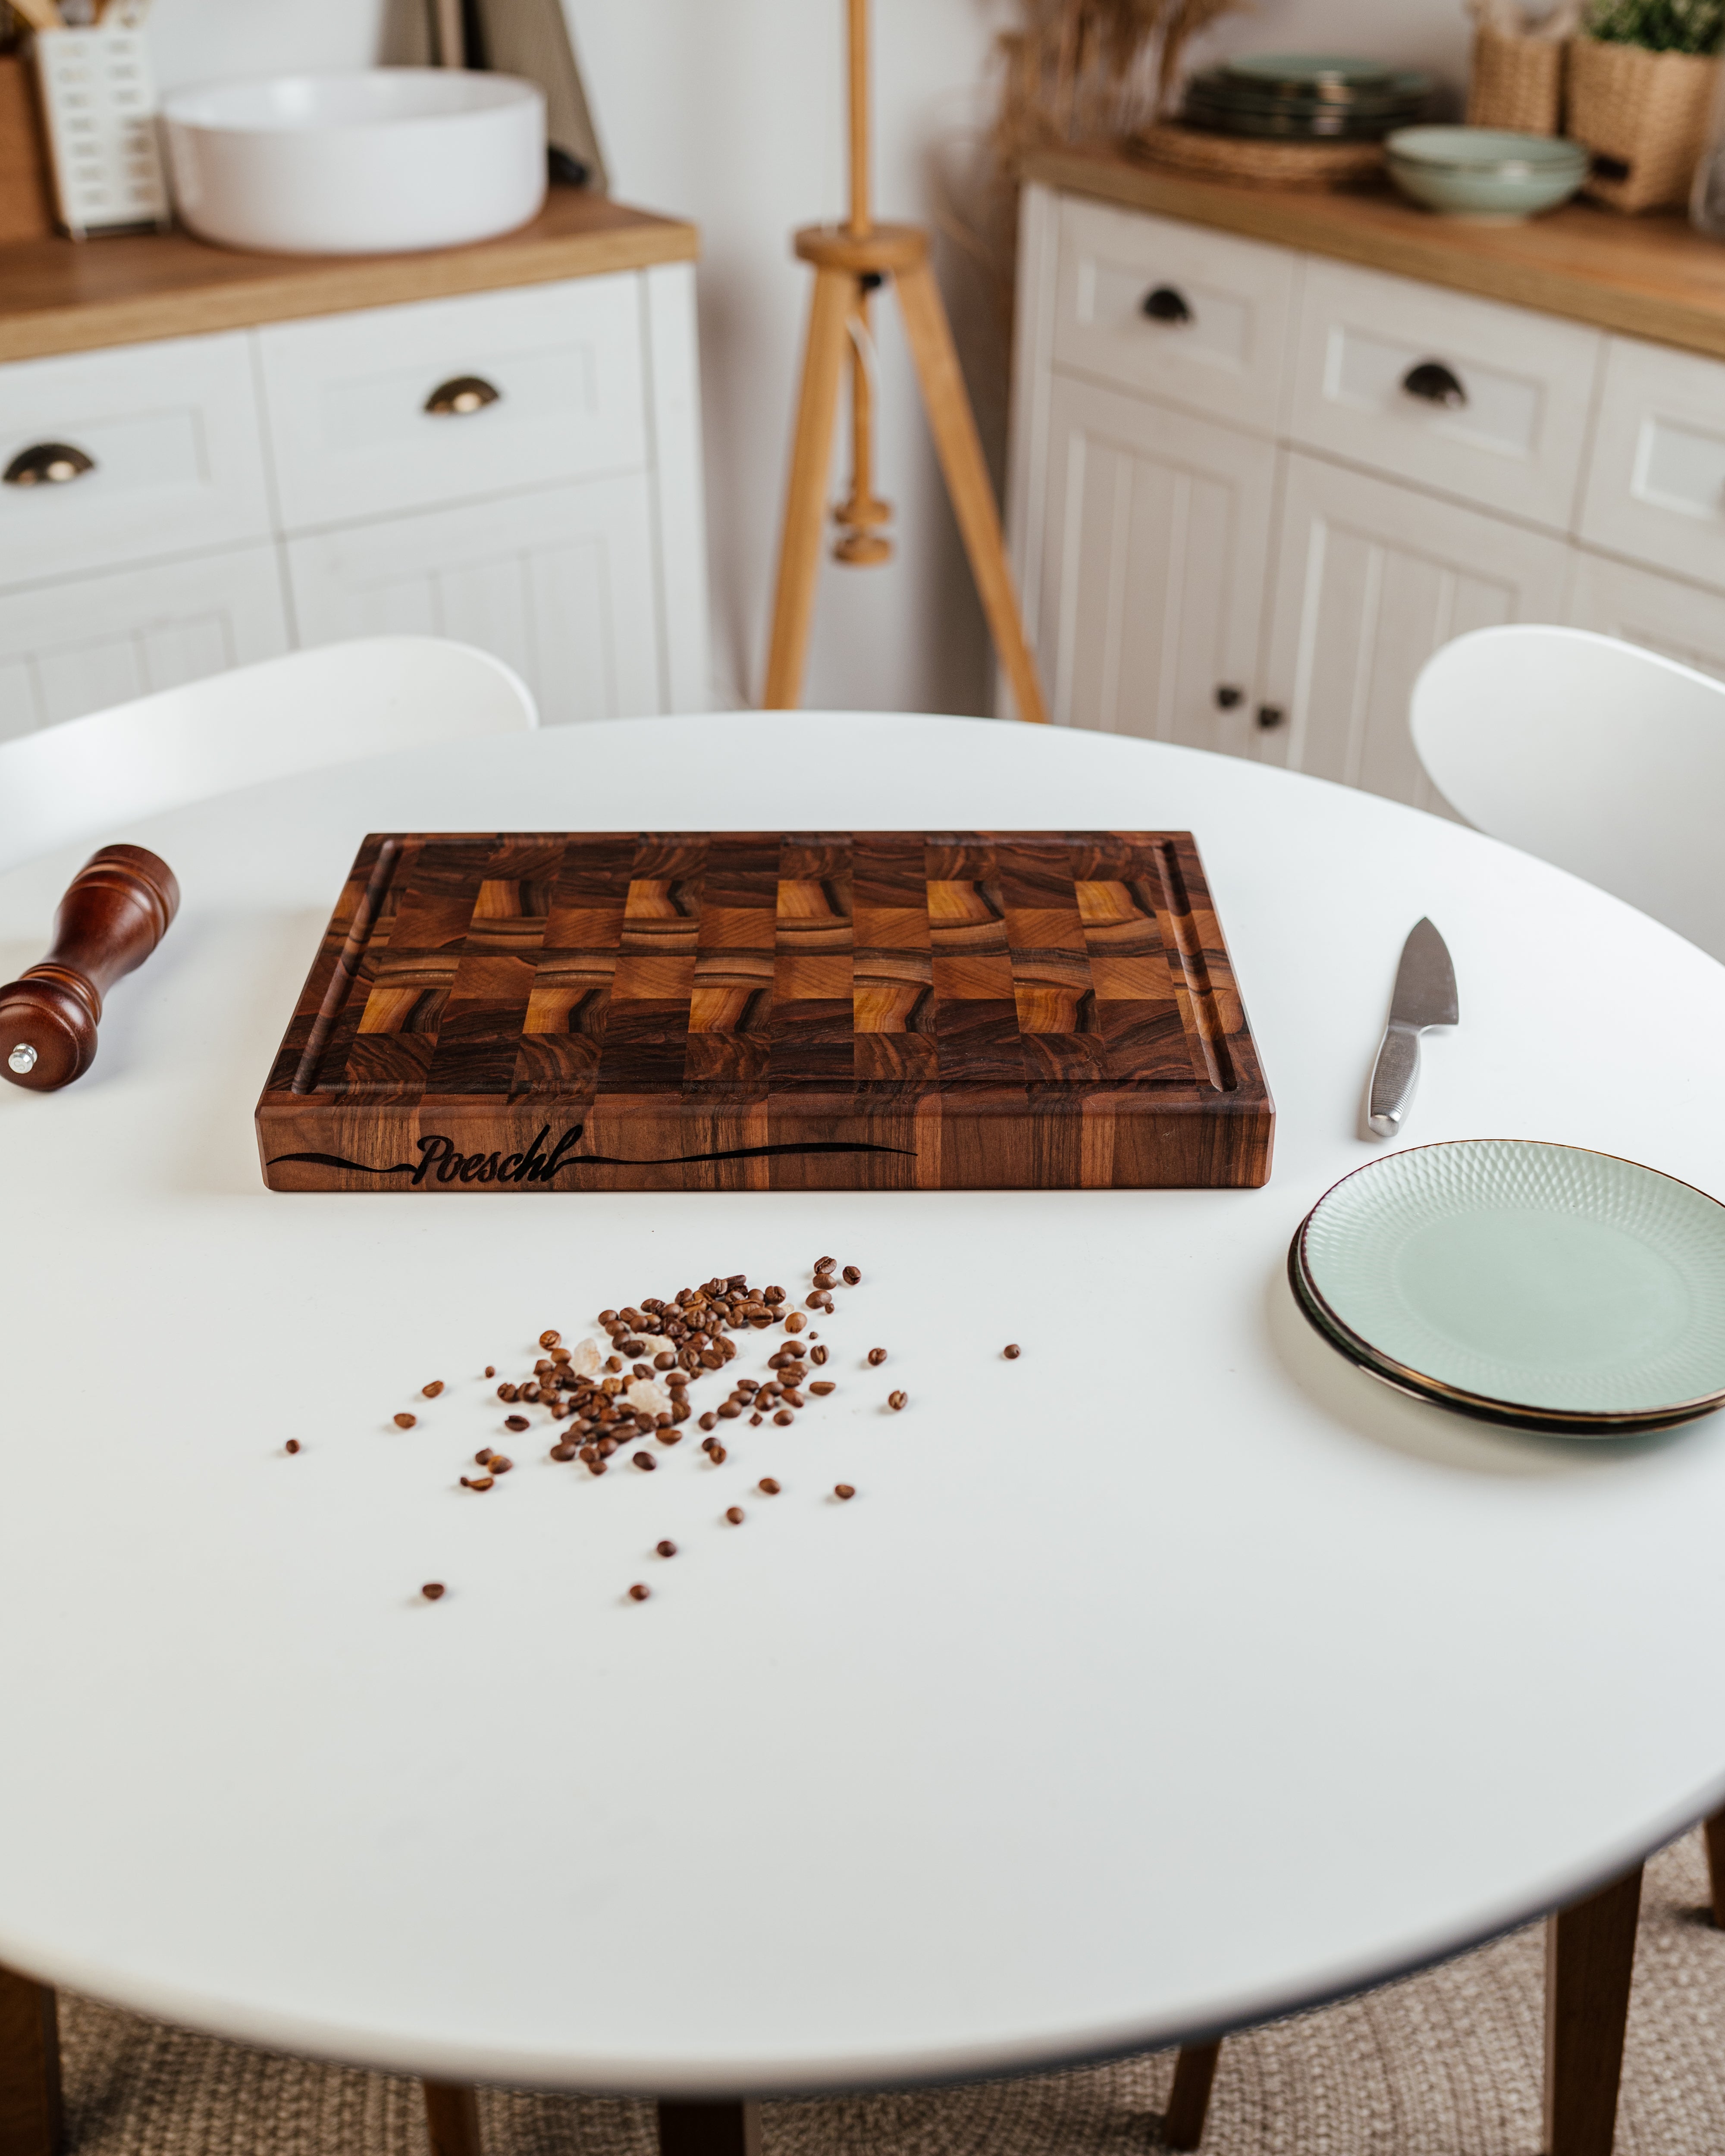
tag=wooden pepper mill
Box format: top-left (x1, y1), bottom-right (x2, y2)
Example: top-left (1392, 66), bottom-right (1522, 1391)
top-left (0, 844), bottom-right (179, 1092)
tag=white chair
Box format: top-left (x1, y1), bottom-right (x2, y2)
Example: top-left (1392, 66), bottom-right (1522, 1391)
top-left (1410, 624), bottom-right (1725, 962)
top-left (0, 636), bottom-right (537, 874)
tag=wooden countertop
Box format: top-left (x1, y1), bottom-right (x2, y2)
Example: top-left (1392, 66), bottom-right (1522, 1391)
top-left (1026, 144), bottom-right (1725, 360)
top-left (0, 188), bottom-right (699, 363)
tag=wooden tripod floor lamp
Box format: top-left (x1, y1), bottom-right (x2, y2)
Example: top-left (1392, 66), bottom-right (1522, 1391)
top-left (762, 0), bottom-right (1050, 724)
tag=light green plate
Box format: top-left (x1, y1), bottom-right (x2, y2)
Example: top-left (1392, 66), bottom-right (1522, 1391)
top-left (1295, 1141), bottom-right (1725, 1429)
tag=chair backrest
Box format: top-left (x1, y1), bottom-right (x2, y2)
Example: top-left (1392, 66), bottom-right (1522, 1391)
top-left (0, 636), bottom-right (537, 874)
top-left (1410, 624), bottom-right (1725, 962)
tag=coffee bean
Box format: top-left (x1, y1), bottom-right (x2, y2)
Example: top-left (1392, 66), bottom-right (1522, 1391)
top-left (810, 1344), bottom-right (828, 1366)
top-left (658, 1429), bottom-right (683, 1445)
top-left (654, 1352), bottom-right (676, 1370)
top-left (774, 1409), bottom-right (794, 1427)
top-left (785, 1312), bottom-right (806, 1335)
top-left (815, 1256), bottom-right (835, 1274)
top-left (834, 1484), bottom-right (856, 1501)
top-left (759, 1477), bottom-right (781, 1495)
top-left (550, 1444), bottom-right (576, 1462)
top-left (627, 1583), bottom-right (651, 1602)
top-left (422, 1583), bottom-right (446, 1600)
top-left (809, 1381), bottom-right (836, 1396)
top-left (718, 1401), bottom-right (741, 1420)
top-left (1004, 1343), bottom-right (1022, 1359)
top-left (888, 1391), bottom-right (907, 1411)
top-left (725, 1507), bottom-right (745, 1525)
top-left (599, 1310), bottom-right (619, 1326)
top-left (605, 1355), bottom-right (623, 1374)
top-left (699, 1413), bottom-right (717, 1432)
top-left (474, 1449), bottom-right (494, 1466)
top-left (490, 1456), bottom-right (513, 1474)
top-left (539, 1330), bottom-right (561, 1349)
top-left (484, 1366), bottom-right (496, 1379)
top-left (422, 1380), bottom-right (444, 1398)
top-left (393, 1413), bottom-right (417, 1429)
top-left (842, 1266), bottom-right (861, 1285)
top-left (504, 1414), bottom-right (529, 1432)
top-left (587, 1459), bottom-right (608, 1476)
top-left (657, 1539), bottom-right (677, 1558)
top-left (498, 1382), bottom-right (518, 1402)
top-left (633, 1451), bottom-right (656, 1471)
top-left (461, 1475), bottom-right (495, 1491)
top-left (782, 1388), bottom-right (805, 1408)
top-left (868, 1348), bottom-right (888, 1366)
top-left (709, 1443), bottom-right (728, 1463)
top-left (805, 1293), bottom-right (825, 1310)
top-left (764, 1286), bottom-right (785, 1304)
top-left (285, 1439), bottom-right (301, 1454)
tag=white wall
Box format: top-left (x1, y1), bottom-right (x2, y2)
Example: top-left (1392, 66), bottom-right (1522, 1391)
top-left (141, 0), bottom-right (1472, 715)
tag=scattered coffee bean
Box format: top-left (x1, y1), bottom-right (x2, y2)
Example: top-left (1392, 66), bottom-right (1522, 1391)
top-left (842, 1266), bottom-right (861, 1285)
top-left (421, 1380), bottom-right (444, 1398)
top-left (774, 1409), bottom-right (794, 1427)
top-left (834, 1484), bottom-right (856, 1501)
top-left (718, 1401), bottom-right (740, 1420)
top-left (490, 1456), bottom-right (514, 1474)
top-left (474, 1448), bottom-right (494, 1466)
top-left (627, 1583), bottom-right (651, 1602)
top-left (393, 1412), bottom-right (417, 1429)
top-left (550, 1443), bottom-right (576, 1462)
top-left (785, 1312), bottom-right (806, 1335)
top-left (657, 1539), bottom-right (677, 1558)
top-left (810, 1344), bottom-right (828, 1366)
top-left (782, 1388), bottom-right (805, 1407)
top-left (805, 1292), bottom-right (825, 1309)
top-left (764, 1286), bottom-right (785, 1304)
top-left (587, 1460), bottom-right (608, 1476)
top-left (599, 1310), bottom-right (619, 1326)
top-left (868, 1348), bottom-right (888, 1366)
top-left (699, 1413), bottom-right (717, 1432)
top-left (504, 1414), bottom-right (529, 1432)
top-left (422, 1583), bottom-right (446, 1600)
top-left (285, 1439), bottom-right (301, 1455)
top-left (815, 1256), bottom-right (835, 1273)
top-left (658, 1429), bottom-right (683, 1445)
top-left (759, 1477), bottom-right (781, 1495)
top-left (809, 1381), bottom-right (835, 1396)
top-left (605, 1355), bottom-right (624, 1374)
top-left (725, 1507), bottom-right (745, 1525)
top-left (888, 1391), bottom-right (907, 1411)
top-left (497, 1382), bottom-right (518, 1402)
top-left (654, 1352), bottom-right (676, 1370)
top-left (749, 1413), bottom-right (763, 1427)
top-left (633, 1451), bottom-right (656, 1471)
top-left (484, 1365), bottom-right (496, 1379)
top-left (461, 1475), bottom-right (495, 1492)
top-left (1004, 1343), bottom-right (1022, 1359)
top-left (709, 1443), bottom-right (728, 1463)
top-left (539, 1330), bottom-right (561, 1349)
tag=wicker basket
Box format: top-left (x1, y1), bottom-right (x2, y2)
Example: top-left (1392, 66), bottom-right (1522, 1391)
top-left (1129, 122), bottom-right (1385, 193)
top-left (1568, 34), bottom-right (1719, 212)
top-left (1466, 25), bottom-right (1565, 135)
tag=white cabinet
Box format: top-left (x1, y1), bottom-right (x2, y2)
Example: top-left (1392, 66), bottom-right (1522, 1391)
top-left (0, 259), bottom-right (709, 740)
top-left (0, 543), bottom-right (289, 742)
top-left (1579, 335), bottom-right (1725, 590)
top-left (287, 477), bottom-right (660, 726)
top-left (1038, 373), bottom-right (1275, 752)
top-left (1567, 549), bottom-right (1725, 680)
top-left (1262, 456), bottom-right (1570, 811)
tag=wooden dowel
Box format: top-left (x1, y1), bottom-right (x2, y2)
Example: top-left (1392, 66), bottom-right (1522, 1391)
top-left (847, 0), bottom-right (870, 237)
top-left (762, 264), bottom-right (854, 705)
top-left (433, 0), bottom-right (464, 67)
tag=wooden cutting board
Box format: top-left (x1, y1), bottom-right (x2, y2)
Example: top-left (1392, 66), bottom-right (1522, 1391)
top-left (256, 830), bottom-right (1273, 1191)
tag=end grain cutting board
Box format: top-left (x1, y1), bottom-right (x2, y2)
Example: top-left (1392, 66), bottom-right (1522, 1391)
top-left (256, 830), bottom-right (1273, 1191)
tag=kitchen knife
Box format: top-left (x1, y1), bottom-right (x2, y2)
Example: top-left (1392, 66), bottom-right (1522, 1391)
top-left (1367, 917), bottom-right (1457, 1139)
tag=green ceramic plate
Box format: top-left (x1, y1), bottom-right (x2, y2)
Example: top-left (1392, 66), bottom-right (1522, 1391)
top-left (1223, 53), bottom-right (1395, 96)
top-left (1293, 1141), bottom-right (1725, 1431)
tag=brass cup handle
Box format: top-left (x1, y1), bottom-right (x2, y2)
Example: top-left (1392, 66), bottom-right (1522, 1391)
top-left (1401, 360), bottom-right (1467, 410)
top-left (1142, 285), bottom-right (1194, 325)
top-left (4, 442), bottom-right (96, 487)
top-left (424, 375), bottom-right (502, 417)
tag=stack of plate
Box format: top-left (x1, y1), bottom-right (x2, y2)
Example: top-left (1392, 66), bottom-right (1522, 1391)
top-left (1183, 53), bottom-right (1435, 141)
top-left (1289, 1140), bottom-right (1725, 1437)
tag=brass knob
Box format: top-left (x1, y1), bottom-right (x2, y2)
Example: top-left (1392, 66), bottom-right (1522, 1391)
top-left (1401, 360), bottom-right (1467, 410)
top-left (424, 375), bottom-right (501, 417)
top-left (4, 442), bottom-right (96, 487)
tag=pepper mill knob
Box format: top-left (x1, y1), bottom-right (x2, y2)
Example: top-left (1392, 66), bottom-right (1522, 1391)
top-left (0, 844), bottom-right (180, 1092)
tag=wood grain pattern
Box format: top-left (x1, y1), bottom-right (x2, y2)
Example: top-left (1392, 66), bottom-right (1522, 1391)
top-left (1544, 1863), bottom-right (1643, 2156)
top-left (0, 1965), bottom-right (62, 2156)
top-left (0, 191), bottom-right (699, 365)
top-left (1026, 146), bottom-right (1725, 364)
top-left (256, 830), bottom-right (1273, 1192)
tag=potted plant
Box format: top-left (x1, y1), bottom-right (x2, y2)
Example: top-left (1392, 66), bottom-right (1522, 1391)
top-left (1569, 0), bottom-right (1725, 210)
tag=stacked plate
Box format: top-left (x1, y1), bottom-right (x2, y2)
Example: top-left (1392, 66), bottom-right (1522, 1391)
top-left (1183, 53), bottom-right (1435, 141)
top-left (1290, 1140), bottom-right (1725, 1436)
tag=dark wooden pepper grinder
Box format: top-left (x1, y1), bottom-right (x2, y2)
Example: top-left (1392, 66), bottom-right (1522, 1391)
top-left (0, 845), bottom-right (179, 1092)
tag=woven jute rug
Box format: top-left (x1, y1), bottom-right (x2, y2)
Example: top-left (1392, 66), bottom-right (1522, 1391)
top-left (56, 1829), bottom-right (1725, 2156)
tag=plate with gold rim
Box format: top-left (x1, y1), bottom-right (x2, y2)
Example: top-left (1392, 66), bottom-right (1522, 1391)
top-left (1289, 1141), bottom-right (1725, 1435)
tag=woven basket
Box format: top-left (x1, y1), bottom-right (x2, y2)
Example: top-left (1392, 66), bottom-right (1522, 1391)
top-left (1129, 123), bottom-right (1385, 193)
top-left (1568, 35), bottom-right (1719, 212)
top-left (1466, 25), bottom-right (1564, 135)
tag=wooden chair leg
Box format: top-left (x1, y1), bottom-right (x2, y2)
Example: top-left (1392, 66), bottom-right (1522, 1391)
top-left (1703, 1807), bottom-right (1725, 1927)
top-left (422, 2079), bottom-right (483, 2156)
top-left (0, 1967), bottom-right (63, 2156)
top-left (1162, 2040), bottom-right (1221, 2151)
top-left (762, 264), bottom-right (855, 709)
top-left (1545, 1861), bottom-right (1643, 2156)
top-left (657, 2099), bottom-right (762, 2156)
top-left (892, 255), bottom-right (1049, 728)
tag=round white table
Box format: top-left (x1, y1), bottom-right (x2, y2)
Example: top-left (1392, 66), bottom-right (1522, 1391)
top-left (4, 714), bottom-right (1725, 2153)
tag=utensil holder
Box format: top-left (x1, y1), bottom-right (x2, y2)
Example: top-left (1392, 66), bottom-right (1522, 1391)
top-left (1466, 25), bottom-right (1565, 135)
top-left (32, 22), bottom-right (170, 238)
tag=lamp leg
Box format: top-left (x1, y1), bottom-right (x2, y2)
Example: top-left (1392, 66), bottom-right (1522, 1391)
top-left (892, 257), bottom-right (1048, 726)
top-left (763, 265), bottom-right (856, 708)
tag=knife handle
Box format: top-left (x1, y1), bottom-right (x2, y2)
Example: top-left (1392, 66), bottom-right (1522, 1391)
top-left (1367, 1021), bottom-right (1421, 1140)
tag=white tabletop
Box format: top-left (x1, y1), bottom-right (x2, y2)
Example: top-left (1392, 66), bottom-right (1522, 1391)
top-left (5, 713), bottom-right (1725, 2099)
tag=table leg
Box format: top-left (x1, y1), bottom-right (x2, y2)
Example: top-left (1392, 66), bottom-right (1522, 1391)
top-left (1544, 1862), bottom-right (1643, 2156)
top-left (0, 1966), bottom-right (63, 2156)
top-left (422, 2080), bottom-right (482, 2156)
top-left (1162, 2040), bottom-right (1221, 2150)
top-left (657, 2099), bottom-right (762, 2156)
top-left (1703, 1808), bottom-right (1725, 1927)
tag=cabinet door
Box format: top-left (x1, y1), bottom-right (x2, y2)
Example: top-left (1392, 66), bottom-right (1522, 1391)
top-left (1262, 453), bottom-right (1571, 812)
top-left (1567, 549), bottom-right (1725, 680)
top-left (1578, 335), bottom-right (1725, 589)
top-left (1038, 373), bottom-right (1276, 755)
top-left (0, 542), bottom-right (289, 744)
top-left (285, 477), bottom-right (661, 724)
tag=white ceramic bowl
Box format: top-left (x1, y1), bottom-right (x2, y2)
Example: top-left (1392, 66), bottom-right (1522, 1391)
top-left (162, 70), bottom-right (547, 257)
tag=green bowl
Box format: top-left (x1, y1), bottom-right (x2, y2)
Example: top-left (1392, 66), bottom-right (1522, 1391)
top-left (1386, 126), bottom-right (1589, 220)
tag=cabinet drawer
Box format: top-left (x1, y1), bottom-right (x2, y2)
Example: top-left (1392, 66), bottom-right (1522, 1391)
top-left (0, 333), bottom-right (272, 590)
top-left (258, 275), bottom-right (649, 533)
top-left (1578, 336), bottom-right (1725, 587)
top-left (285, 478), bottom-right (661, 724)
top-left (1051, 197), bottom-right (1295, 431)
top-left (1289, 260), bottom-right (1602, 531)
top-left (0, 542), bottom-right (289, 744)
top-left (1567, 548), bottom-right (1725, 680)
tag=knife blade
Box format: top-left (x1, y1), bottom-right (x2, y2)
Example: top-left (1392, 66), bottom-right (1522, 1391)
top-left (1367, 918), bottom-right (1458, 1140)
